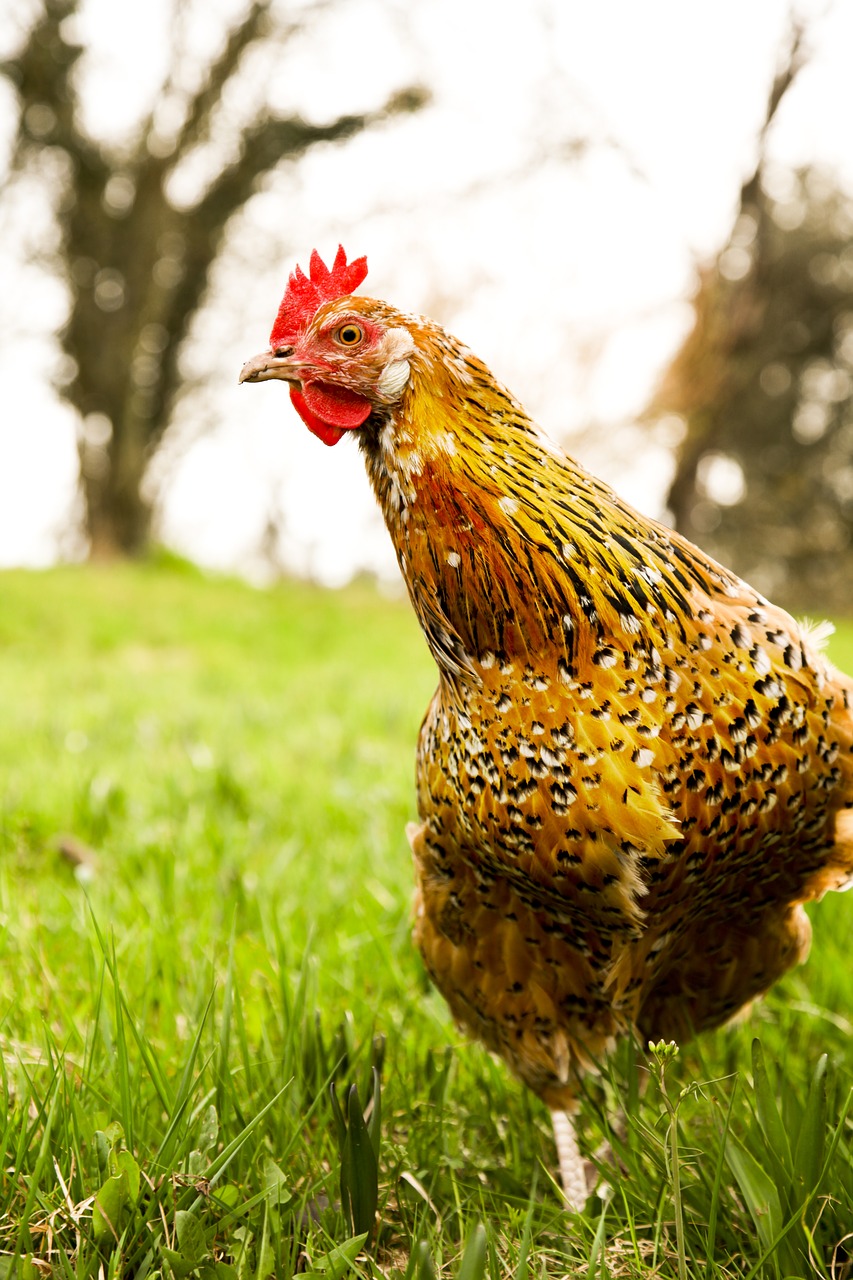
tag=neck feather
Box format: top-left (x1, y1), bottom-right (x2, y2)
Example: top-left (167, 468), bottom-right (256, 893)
top-left (359, 337), bottom-right (740, 681)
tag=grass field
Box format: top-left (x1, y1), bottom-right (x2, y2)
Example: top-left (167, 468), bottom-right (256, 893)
top-left (1, 560), bottom-right (853, 1279)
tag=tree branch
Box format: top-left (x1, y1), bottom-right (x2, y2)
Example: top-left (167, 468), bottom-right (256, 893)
top-left (740, 13), bottom-right (809, 206)
top-left (1, 0), bottom-right (100, 174)
top-left (164, 0), bottom-right (274, 158)
top-left (191, 88), bottom-right (428, 237)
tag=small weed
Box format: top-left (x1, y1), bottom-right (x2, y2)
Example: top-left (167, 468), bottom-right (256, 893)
top-left (649, 1039), bottom-right (690, 1280)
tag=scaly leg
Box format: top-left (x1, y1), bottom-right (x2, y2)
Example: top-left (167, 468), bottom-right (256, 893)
top-left (551, 1110), bottom-right (587, 1213)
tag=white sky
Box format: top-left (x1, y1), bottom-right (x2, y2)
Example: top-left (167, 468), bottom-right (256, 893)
top-left (1, 0), bottom-right (851, 583)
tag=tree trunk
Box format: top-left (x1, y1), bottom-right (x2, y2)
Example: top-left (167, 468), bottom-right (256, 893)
top-left (80, 437), bottom-right (153, 559)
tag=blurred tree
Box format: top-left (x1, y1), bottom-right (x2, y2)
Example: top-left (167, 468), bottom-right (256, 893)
top-left (652, 27), bottom-right (853, 612)
top-left (0, 0), bottom-right (426, 558)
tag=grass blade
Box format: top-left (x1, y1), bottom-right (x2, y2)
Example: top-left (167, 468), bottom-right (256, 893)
top-left (457, 1223), bottom-right (487, 1280)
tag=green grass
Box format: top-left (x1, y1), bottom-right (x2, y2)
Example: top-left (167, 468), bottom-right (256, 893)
top-left (1, 560), bottom-right (853, 1279)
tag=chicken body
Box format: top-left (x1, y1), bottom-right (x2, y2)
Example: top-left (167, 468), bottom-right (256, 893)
top-left (357, 309), bottom-right (853, 1110)
top-left (241, 251), bottom-right (853, 1198)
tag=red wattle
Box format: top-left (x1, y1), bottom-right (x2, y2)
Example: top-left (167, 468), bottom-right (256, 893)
top-left (289, 381), bottom-right (372, 447)
top-left (289, 388), bottom-right (345, 446)
top-left (302, 380), bottom-right (373, 428)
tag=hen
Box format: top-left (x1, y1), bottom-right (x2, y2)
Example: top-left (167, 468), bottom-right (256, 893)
top-left (240, 247), bottom-right (853, 1210)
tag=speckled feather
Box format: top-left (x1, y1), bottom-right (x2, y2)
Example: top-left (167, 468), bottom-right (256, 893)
top-left (330, 297), bottom-right (853, 1108)
top-left (251, 283), bottom-right (853, 1111)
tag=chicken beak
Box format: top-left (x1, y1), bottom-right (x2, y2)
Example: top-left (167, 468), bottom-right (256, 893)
top-left (238, 349), bottom-right (303, 385)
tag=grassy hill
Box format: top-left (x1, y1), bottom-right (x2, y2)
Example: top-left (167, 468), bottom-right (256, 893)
top-left (1, 561), bottom-right (852, 1278)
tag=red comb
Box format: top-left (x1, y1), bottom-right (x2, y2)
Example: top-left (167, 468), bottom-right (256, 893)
top-left (270, 246), bottom-right (368, 348)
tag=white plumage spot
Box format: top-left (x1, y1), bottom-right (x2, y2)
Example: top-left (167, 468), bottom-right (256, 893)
top-left (801, 619), bottom-right (834, 651)
top-left (446, 551), bottom-right (461, 568)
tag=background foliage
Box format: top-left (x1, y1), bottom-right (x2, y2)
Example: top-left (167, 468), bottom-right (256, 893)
top-left (655, 166), bottom-right (853, 614)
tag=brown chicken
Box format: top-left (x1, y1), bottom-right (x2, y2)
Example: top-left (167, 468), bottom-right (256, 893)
top-left (240, 247), bottom-right (853, 1210)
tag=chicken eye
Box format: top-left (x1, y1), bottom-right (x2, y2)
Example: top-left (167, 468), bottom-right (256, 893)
top-left (335, 323), bottom-right (364, 347)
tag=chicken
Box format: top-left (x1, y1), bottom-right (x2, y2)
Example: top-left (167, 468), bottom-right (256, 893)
top-left (240, 247), bottom-right (853, 1211)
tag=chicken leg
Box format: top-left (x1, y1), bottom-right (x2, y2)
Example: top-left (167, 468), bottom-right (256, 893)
top-left (551, 1110), bottom-right (587, 1213)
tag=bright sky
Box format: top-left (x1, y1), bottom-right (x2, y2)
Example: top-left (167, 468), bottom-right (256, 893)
top-left (1, 0), bottom-right (851, 583)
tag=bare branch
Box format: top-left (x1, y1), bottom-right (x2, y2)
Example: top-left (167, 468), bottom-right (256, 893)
top-left (759, 15), bottom-right (808, 146)
top-left (741, 11), bottom-right (810, 206)
top-left (168, 0), bottom-right (274, 157)
top-left (1, 0), bottom-right (99, 174)
top-left (194, 94), bottom-right (427, 235)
